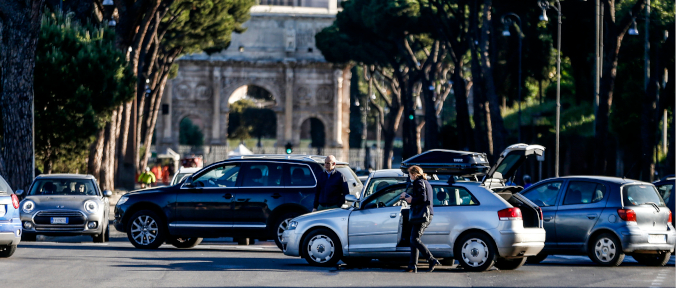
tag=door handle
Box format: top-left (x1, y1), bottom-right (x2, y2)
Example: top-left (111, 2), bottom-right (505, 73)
top-left (390, 213), bottom-right (397, 218)
top-left (236, 198), bottom-right (247, 202)
top-left (223, 193), bottom-right (233, 199)
top-left (587, 214), bottom-right (597, 219)
top-left (543, 216), bottom-right (553, 222)
top-left (271, 193), bottom-right (282, 199)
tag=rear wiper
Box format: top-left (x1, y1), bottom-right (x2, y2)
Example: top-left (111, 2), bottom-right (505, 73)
top-left (644, 202), bottom-right (660, 212)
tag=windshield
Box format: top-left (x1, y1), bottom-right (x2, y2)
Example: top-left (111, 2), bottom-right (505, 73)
top-left (622, 184), bottom-right (665, 207)
top-left (363, 177), bottom-right (408, 199)
top-left (172, 173), bottom-right (193, 185)
top-left (29, 179), bottom-right (98, 196)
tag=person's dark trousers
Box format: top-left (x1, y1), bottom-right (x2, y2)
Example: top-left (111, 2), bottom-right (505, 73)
top-left (408, 215), bottom-right (434, 268)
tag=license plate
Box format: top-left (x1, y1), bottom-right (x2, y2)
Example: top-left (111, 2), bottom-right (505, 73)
top-left (51, 217), bottom-right (68, 224)
top-left (0, 205), bottom-right (5, 217)
top-left (648, 234), bottom-right (667, 244)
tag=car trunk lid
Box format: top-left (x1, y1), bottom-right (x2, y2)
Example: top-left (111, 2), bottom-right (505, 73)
top-left (483, 144), bottom-right (545, 187)
top-left (622, 184), bottom-right (670, 231)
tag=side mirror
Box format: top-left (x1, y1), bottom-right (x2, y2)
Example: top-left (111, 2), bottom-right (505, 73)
top-left (15, 189), bottom-right (24, 196)
top-left (103, 190), bottom-right (113, 197)
top-left (345, 194), bottom-right (358, 203)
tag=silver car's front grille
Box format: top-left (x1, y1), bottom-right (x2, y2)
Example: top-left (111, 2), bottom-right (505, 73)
top-left (34, 224), bottom-right (85, 231)
top-left (36, 210), bottom-right (85, 217)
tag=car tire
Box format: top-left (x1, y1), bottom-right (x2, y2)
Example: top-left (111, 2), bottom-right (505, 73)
top-left (341, 257), bottom-right (372, 267)
top-left (454, 232), bottom-right (497, 272)
top-left (0, 245), bottom-right (17, 258)
top-left (126, 210), bottom-right (167, 249)
top-left (526, 253), bottom-right (548, 264)
top-left (168, 236), bottom-right (203, 249)
top-left (21, 233), bottom-right (36, 242)
top-left (93, 223), bottom-right (109, 243)
top-left (494, 257), bottom-right (527, 270)
top-left (588, 233), bottom-right (624, 266)
top-left (301, 228), bottom-right (342, 267)
top-left (272, 211), bottom-right (301, 250)
top-left (439, 258), bottom-right (459, 268)
top-left (633, 252), bottom-right (671, 266)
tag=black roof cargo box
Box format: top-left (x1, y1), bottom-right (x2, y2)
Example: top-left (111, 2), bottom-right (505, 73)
top-left (400, 149), bottom-right (490, 176)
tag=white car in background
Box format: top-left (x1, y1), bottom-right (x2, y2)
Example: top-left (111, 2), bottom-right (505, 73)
top-left (170, 167), bottom-right (201, 186)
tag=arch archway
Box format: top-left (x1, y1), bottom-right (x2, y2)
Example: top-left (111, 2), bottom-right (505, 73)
top-left (299, 117), bottom-right (325, 149)
top-left (179, 116), bottom-right (205, 146)
top-left (227, 85), bottom-right (279, 147)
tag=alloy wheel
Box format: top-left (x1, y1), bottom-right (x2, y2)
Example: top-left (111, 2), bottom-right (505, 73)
top-left (131, 215), bottom-right (159, 245)
top-left (307, 234), bottom-right (335, 264)
top-left (461, 238), bottom-right (489, 267)
top-left (277, 218), bottom-right (292, 244)
top-left (594, 237), bottom-right (617, 263)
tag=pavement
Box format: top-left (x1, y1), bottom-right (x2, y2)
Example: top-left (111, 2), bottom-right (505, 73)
top-left (2, 226), bottom-right (674, 288)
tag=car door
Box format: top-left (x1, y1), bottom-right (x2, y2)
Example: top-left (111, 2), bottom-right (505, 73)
top-left (424, 185), bottom-right (480, 251)
top-left (175, 163), bottom-right (240, 236)
top-left (232, 162), bottom-right (285, 232)
top-left (520, 180), bottom-right (564, 249)
top-left (555, 181), bottom-right (608, 251)
top-left (284, 163), bottom-right (317, 210)
top-left (348, 185), bottom-right (408, 252)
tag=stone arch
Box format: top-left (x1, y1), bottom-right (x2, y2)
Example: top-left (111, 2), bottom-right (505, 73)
top-left (173, 110), bottom-right (209, 145)
top-left (295, 113), bottom-right (330, 147)
top-left (220, 79), bottom-right (284, 112)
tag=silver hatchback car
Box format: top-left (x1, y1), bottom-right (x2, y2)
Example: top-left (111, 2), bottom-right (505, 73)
top-left (281, 144), bottom-right (547, 272)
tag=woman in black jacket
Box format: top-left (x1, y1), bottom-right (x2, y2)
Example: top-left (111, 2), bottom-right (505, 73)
top-left (400, 165), bottom-right (441, 273)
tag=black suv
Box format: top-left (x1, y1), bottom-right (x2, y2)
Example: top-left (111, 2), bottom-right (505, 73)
top-left (113, 155), bottom-right (362, 249)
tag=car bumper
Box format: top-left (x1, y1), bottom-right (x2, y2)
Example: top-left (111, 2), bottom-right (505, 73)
top-left (0, 219), bottom-right (22, 246)
top-left (620, 228), bottom-right (676, 253)
top-left (20, 209), bottom-right (106, 236)
top-left (281, 230), bottom-right (301, 257)
top-left (496, 228), bottom-right (546, 257)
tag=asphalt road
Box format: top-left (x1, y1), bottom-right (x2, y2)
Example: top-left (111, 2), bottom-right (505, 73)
top-left (1, 228), bottom-right (674, 288)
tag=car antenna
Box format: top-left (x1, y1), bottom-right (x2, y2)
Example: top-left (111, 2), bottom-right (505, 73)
top-left (623, 154), bottom-right (645, 180)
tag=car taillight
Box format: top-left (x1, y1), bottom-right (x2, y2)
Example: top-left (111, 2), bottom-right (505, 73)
top-left (539, 207), bottom-right (543, 219)
top-left (11, 194), bottom-right (19, 209)
top-left (617, 209), bottom-right (637, 222)
top-left (498, 208), bottom-right (522, 221)
top-left (669, 211), bottom-right (673, 224)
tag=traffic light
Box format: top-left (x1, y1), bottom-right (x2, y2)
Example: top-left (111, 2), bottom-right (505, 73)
top-left (285, 142), bottom-right (293, 154)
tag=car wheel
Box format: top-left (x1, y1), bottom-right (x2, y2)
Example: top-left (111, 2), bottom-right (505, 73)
top-left (168, 236), bottom-right (203, 249)
top-left (104, 221), bottom-right (110, 242)
top-left (494, 257), bottom-right (527, 270)
top-left (93, 223), bottom-right (108, 243)
top-left (126, 210), bottom-right (167, 249)
top-left (439, 258), bottom-right (459, 268)
top-left (341, 257), bottom-right (372, 267)
top-left (21, 233), bottom-right (36, 242)
top-left (0, 245), bottom-right (17, 258)
top-left (526, 253), bottom-right (548, 264)
top-left (633, 252), bottom-right (671, 266)
top-left (301, 228), bottom-right (342, 267)
top-left (588, 233), bottom-right (624, 266)
top-left (272, 212), bottom-right (301, 250)
top-left (454, 232), bottom-right (497, 272)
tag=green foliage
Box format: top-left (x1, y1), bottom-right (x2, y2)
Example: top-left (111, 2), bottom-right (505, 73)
top-left (179, 118), bottom-right (204, 146)
top-left (164, 0), bottom-right (255, 54)
top-left (227, 99), bottom-right (276, 142)
top-left (34, 10), bottom-right (134, 172)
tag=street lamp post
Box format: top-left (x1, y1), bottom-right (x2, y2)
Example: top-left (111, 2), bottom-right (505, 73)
top-left (538, 0), bottom-right (561, 177)
top-left (501, 13), bottom-right (523, 143)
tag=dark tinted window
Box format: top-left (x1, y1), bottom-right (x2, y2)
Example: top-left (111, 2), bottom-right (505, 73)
top-left (433, 186), bottom-right (478, 206)
top-left (563, 182), bottom-right (607, 205)
top-left (521, 181), bottom-right (562, 207)
top-left (623, 184), bottom-right (666, 207)
top-left (193, 164), bottom-right (239, 187)
top-left (286, 164), bottom-right (316, 186)
top-left (241, 163), bottom-right (283, 187)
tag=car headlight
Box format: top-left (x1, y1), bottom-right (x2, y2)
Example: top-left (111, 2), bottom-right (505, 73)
top-left (116, 195), bottom-right (129, 206)
top-left (84, 200), bottom-right (99, 214)
top-left (22, 200), bottom-right (35, 214)
top-left (288, 221), bottom-right (298, 230)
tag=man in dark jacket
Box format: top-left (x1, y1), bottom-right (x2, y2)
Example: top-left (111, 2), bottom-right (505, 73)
top-left (313, 155), bottom-right (349, 211)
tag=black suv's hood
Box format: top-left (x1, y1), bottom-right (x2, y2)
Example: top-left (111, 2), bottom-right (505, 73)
top-left (126, 186), bottom-right (172, 196)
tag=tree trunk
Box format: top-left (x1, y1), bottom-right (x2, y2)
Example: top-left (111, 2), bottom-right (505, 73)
top-left (100, 109), bottom-right (119, 191)
top-left (140, 70), bottom-right (170, 172)
top-left (87, 130), bottom-right (105, 181)
top-left (400, 72), bottom-right (419, 161)
top-left (0, 1), bottom-right (45, 192)
top-left (469, 0), bottom-right (489, 156)
top-left (452, 65), bottom-right (473, 151)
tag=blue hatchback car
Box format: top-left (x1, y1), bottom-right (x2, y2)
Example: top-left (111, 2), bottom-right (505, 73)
top-left (519, 176), bottom-right (674, 266)
top-left (0, 175), bottom-right (22, 258)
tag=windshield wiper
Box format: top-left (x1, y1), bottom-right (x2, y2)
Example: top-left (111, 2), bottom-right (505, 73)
top-left (644, 202), bottom-right (660, 212)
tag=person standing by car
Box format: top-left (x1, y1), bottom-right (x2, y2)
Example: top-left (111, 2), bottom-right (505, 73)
top-left (313, 155), bottom-right (349, 211)
top-left (400, 165), bottom-right (441, 273)
top-left (137, 167), bottom-right (156, 188)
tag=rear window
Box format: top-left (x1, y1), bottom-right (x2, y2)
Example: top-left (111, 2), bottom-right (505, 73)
top-left (656, 184), bottom-right (673, 204)
top-left (622, 184), bottom-right (665, 207)
top-left (335, 165), bottom-right (361, 186)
